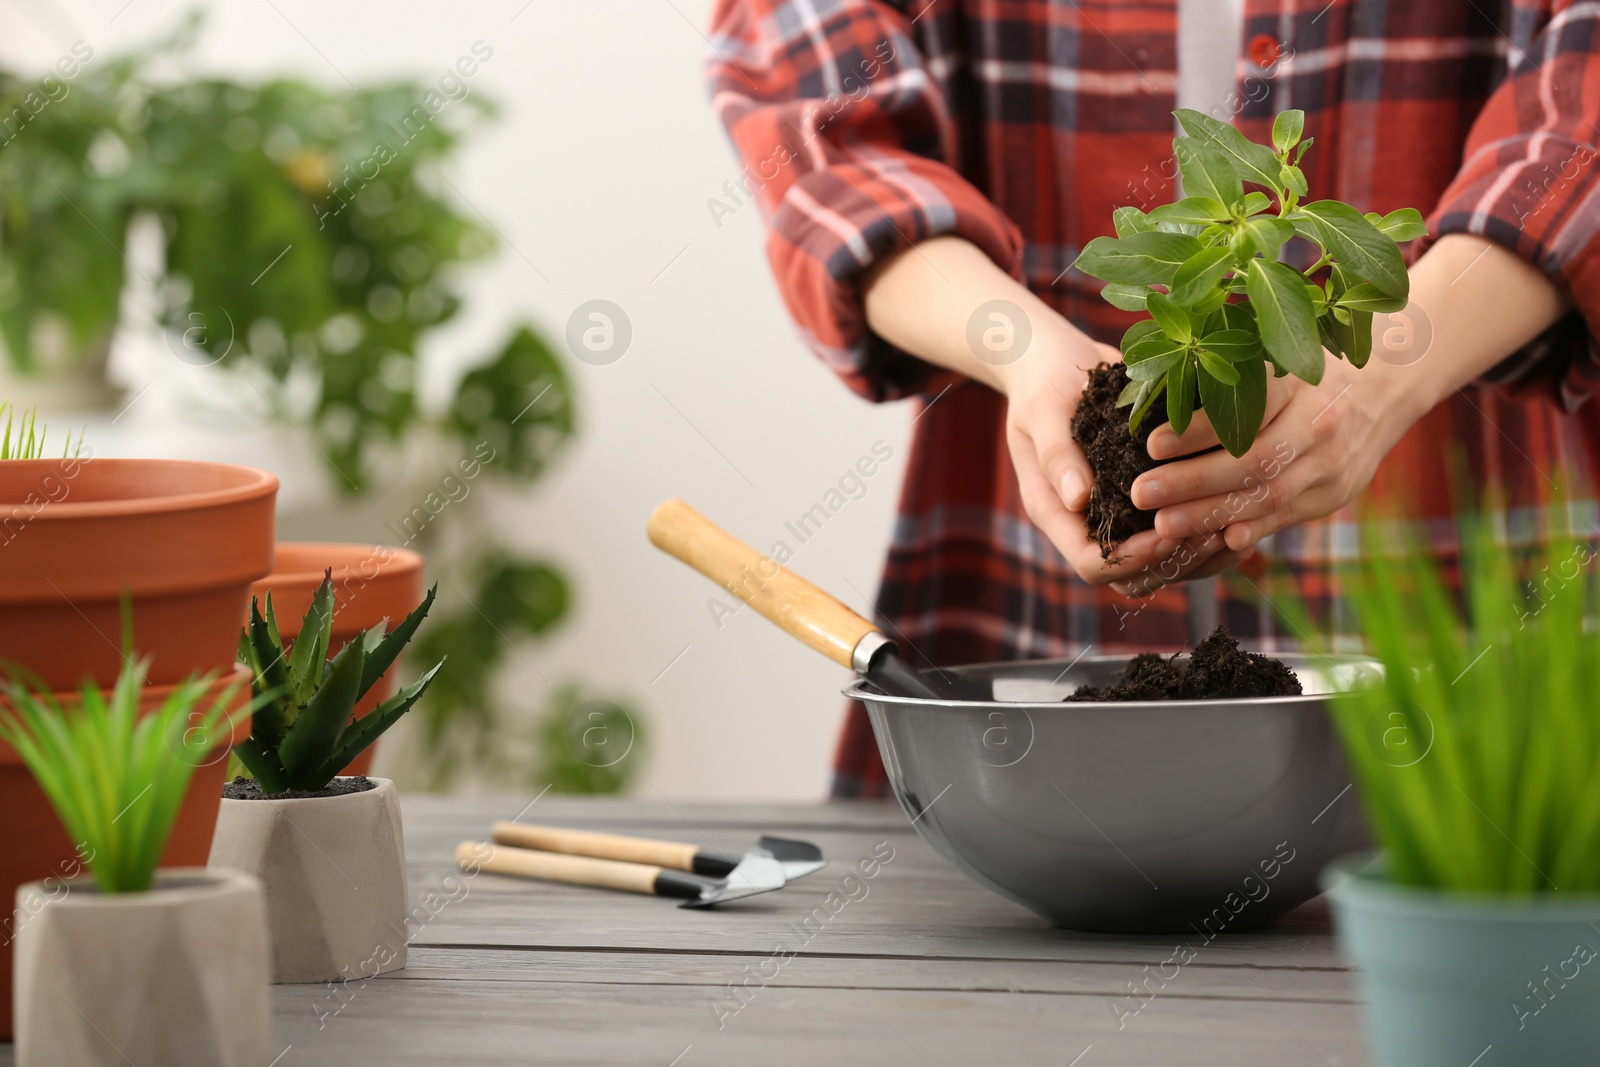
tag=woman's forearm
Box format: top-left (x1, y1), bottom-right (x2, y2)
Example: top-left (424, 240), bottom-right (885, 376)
top-left (1361, 234), bottom-right (1572, 423)
top-left (861, 236), bottom-right (1083, 395)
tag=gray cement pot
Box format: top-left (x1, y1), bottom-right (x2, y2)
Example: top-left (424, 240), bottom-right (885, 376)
top-left (12, 868), bottom-right (270, 1067)
top-left (209, 776), bottom-right (408, 984)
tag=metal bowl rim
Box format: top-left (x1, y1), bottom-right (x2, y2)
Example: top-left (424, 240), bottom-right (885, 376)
top-left (842, 650), bottom-right (1383, 711)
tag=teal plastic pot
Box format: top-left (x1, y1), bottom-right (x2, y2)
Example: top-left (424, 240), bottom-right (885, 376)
top-left (1325, 856), bottom-right (1600, 1066)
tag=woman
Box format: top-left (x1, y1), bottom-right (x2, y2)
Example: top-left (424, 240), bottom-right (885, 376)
top-left (706, 0), bottom-right (1600, 797)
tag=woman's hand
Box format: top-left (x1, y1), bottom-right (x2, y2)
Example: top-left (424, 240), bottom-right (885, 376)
top-left (862, 236), bottom-right (1255, 592)
top-left (1130, 352), bottom-right (1423, 554)
top-left (994, 326), bottom-right (1256, 591)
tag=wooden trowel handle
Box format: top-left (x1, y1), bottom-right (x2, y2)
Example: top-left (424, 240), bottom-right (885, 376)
top-left (492, 821), bottom-right (699, 871)
top-left (456, 841), bottom-right (661, 895)
top-left (648, 499), bottom-right (879, 669)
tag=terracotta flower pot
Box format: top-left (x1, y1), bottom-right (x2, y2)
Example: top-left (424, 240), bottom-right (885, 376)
top-left (249, 542), bottom-right (424, 776)
top-left (0, 458), bottom-right (278, 690)
top-left (0, 665), bottom-right (255, 1041)
top-left (209, 777), bottom-right (409, 984)
top-left (12, 868), bottom-right (271, 1067)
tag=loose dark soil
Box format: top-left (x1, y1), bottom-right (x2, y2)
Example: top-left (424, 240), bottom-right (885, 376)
top-left (1064, 627), bottom-right (1302, 702)
top-left (1071, 363), bottom-right (1166, 558)
top-left (223, 775), bottom-right (376, 801)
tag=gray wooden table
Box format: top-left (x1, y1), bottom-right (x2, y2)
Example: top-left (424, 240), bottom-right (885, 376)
top-left (1, 796), bottom-right (1373, 1065)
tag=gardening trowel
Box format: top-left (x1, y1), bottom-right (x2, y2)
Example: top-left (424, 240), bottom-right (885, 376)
top-left (456, 841), bottom-right (788, 908)
top-left (489, 820), bottom-right (828, 882)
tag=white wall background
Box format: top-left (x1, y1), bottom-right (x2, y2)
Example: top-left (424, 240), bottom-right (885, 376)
top-left (1, 0), bottom-right (914, 800)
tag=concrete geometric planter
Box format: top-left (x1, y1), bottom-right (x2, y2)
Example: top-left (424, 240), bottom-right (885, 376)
top-left (12, 868), bottom-right (271, 1067)
top-left (208, 777), bottom-right (409, 983)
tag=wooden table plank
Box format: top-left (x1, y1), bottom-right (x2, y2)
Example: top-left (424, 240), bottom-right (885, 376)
top-left (0, 798), bottom-right (1372, 1067)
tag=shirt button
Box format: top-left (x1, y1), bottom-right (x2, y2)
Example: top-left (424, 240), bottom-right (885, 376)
top-left (1248, 33), bottom-right (1282, 68)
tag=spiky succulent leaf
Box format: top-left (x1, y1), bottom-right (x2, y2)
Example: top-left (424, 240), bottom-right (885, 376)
top-left (246, 598), bottom-right (294, 746)
top-left (357, 584), bottom-right (438, 698)
top-left (288, 573), bottom-right (336, 706)
top-left (321, 659), bottom-right (446, 780)
top-left (231, 736), bottom-right (289, 795)
top-left (277, 638), bottom-right (364, 785)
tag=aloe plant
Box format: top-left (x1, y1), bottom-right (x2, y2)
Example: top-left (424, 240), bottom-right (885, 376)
top-left (234, 572), bottom-right (444, 794)
top-left (0, 659), bottom-right (242, 892)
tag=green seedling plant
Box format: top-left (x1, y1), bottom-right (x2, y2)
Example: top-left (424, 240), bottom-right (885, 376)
top-left (1317, 512), bottom-right (1600, 893)
top-left (0, 401), bottom-right (81, 459)
top-left (235, 572), bottom-right (444, 794)
top-left (1074, 109), bottom-right (1426, 456)
top-left (0, 660), bottom-right (243, 893)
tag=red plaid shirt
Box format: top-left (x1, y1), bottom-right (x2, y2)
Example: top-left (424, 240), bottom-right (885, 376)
top-left (706, 0), bottom-right (1600, 798)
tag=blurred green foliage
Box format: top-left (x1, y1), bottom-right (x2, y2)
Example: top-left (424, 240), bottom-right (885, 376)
top-left (0, 16), bottom-right (640, 794)
top-left (0, 15), bottom-right (564, 493)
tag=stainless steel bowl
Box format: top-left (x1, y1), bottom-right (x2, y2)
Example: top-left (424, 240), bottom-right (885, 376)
top-left (846, 653), bottom-right (1381, 934)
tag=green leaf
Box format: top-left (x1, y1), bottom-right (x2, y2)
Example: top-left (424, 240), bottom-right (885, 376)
top-left (1126, 351), bottom-right (1182, 382)
top-left (1124, 333), bottom-right (1187, 365)
top-left (1120, 319), bottom-right (1164, 354)
top-left (1196, 347), bottom-right (1240, 384)
top-left (1167, 352), bottom-right (1197, 435)
top-left (1174, 137), bottom-right (1243, 206)
top-left (1272, 109), bottom-right (1304, 155)
top-left (1197, 328), bottom-right (1263, 363)
top-left (1174, 108), bottom-right (1285, 193)
top-left (321, 660), bottom-right (445, 776)
top-left (1338, 282), bottom-right (1407, 313)
top-left (1116, 378), bottom-right (1144, 408)
top-left (1373, 207), bottom-right (1427, 242)
top-left (1149, 196), bottom-right (1230, 227)
top-left (1075, 232), bottom-right (1204, 286)
top-left (1240, 192), bottom-right (1272, 216)
top-left (1100, 283), bottom-right (1152, 311)
top-left (1293, 200), bottom-right (1410, 298)
top-left (231, 738), bottom-right (288, 795)
top-left (1241, 216), bottom-right (1293, 261)
top-left (1322, 306), bottom-right (1374, 368)
top-left (1281, 164), bottom-right (1308, 198)
top-left (1168, 247), bottom-right (1234, 306)
top-left (1112, 206), bottom-right (1156, 237)
top-left (288, 574), bottom-right (336, 707)
top-left (277, 639), bottom-right (365, 785)
top-left (1129, 376), bottom-right (1167, 434)
top-left (1146, 292), bottom-right (1192, 342)
top-left (356, 584), bottom-right (438, 699)
top-left (245, 601), bottom-right (293, 746)
top-left (1196, 353), bottom-right (1267, 457)
top-left (1247, 258), bottom-right (1325, 383)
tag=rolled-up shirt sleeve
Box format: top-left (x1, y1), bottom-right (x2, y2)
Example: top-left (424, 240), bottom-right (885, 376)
top-left (706, 0), bottom-right (1023, 401)
top-left (1419, 1), bottom-right (1600, 408)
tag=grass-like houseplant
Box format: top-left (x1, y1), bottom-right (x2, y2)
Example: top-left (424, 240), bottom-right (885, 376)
top-left (0, 657), bottom-right (271, 1064)
top-left (1317, 511), bottom-right (1600, 1065)
top-left (0, 401), bottom-right (79, 460)
top-left (209, 572), bottom-right (443, 983)
top-left (1071, 109), bottom-right (1423, 554)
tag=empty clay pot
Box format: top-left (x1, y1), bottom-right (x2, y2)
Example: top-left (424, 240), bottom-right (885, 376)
top-left (12, 868), bottom-right (271, 1067)
top-left (209, 776), bottom-right (409, 984)
top-left (248, 543), bottom-right (424, 776)
top-left (0, 458), bottom-right (278, 690)
top-left (0, 664), bottom-right (255, 1041)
